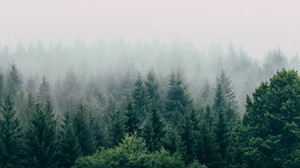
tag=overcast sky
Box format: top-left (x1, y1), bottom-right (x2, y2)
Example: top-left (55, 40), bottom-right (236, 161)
top-left (0, 0), bottom-right (299, 59)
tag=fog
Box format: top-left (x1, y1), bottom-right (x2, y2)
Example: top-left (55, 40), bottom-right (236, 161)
top-left (0, 0), bottom-right (300, 112)
top-left (1, 0), bottom-right (300, 59)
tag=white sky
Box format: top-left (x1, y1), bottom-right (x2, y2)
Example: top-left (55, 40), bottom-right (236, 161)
top-left (0, 0), bottom-right (300, 59)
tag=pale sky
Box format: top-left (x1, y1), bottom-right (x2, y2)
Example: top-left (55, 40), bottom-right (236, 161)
top-left (0, 0), bottom-right (299, 59)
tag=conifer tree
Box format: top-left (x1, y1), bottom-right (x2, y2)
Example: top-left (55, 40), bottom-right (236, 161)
top-left (212, 83), bottom-right (230, 168)
top-left (23, 99), bottom-right (58, 168)
top-left (58, 111), bottom-right (81, 168)
top-left (38, 76), bottom-right (51, 104)
top-left (125, 99), bottom-right (139, 134)
top-left (243, 69), bottom-right (300, 168)
top-left (0, 72), bottom-right (4, 104)
top-left (5, 63), bottom-right (22, 99)
top-left (141, 106), bottom-right (165, 152)
top-left (108, 104), bottom-right (126, 146)
top-left (73, 104), bottom-right (96, 156)
top-left (145, 70), bottom-right (161, 108)
top-left (132, 73), bottom-right (150, 120)
top-left (0, 96), bottom-right (23, 168)
top-left (165, 71), bottom-right (191, 125)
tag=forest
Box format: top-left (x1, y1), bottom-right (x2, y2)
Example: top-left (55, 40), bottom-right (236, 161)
top-left (1, 41), bottom-right (300, 168)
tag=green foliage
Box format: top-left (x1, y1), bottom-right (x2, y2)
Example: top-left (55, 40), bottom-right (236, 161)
top-left (145, 70), bottom-right (162, 109)
top-left (243, 69), bottom-right (300, 168)
top-left (141, 106), bottom-right (166, 152)
top-left (5, 63), bottom-right (22, 99)
top-left (187, 160), bottom-right (207, 168)
top-left (165, 71), bottom-right (192, 125)
top-left (0, 72), bottom-right (3, 103)
top-left (23, 99), bottom-right (58, 168)
top-left (132, 73), bottom-right (150, 121)
top-left (108, 104), bottom-right (126, 146)
top-left (38, 76), bottom-right (51, 104)
top-left (73, 134), bottom-right (186, 168)
top-left (57, 111), bottom-right (81, 168)
top-left (73, 104), bottom-right (96, 156)
top-left (125, 99), bottom-right (139, 134)
top-left (0, 96), bottom-right (23, 168)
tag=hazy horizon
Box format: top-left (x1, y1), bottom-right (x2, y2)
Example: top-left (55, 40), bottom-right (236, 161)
top-left (0, 0), bottom-right (300, 60)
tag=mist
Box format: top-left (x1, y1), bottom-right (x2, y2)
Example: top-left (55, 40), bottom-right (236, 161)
top-left (1, 1), bottom-right (300, 167)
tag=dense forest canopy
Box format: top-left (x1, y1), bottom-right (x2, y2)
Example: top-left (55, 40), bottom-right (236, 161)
top-left (0, 41), bottom-right (300, 167)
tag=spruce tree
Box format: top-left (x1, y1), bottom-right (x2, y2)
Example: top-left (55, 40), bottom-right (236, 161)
top-left (145, 70), bottom-right (161, 109)
top-left (58, 111), bottom-right (81, 168)
top-left (108, 104), bottom-right (126, 146)
top-left (0, 72), bottom-right (3, 104)
top-left (5, 63), bottom-right (22, 99)
top-left (0, 96), bottom-right (23, 168)
top-left (73, 104), bottom-right (96, 156)
top-left (212, 83), bottom-right (230, 168)
top-left (125, 99), bottom-right (139, 134)
top-left (165, 71), bottom-right (191, 125)
top-left (38, 76), bottom-right (51, 104)
top-left (141, 106), bottom-right (165, 152)
top-left (23, 99), bottom-right (58, 168)
top-left (132, 73), bottom-right (150, 120)
top-left (243, 69), bottom-right (300, 168)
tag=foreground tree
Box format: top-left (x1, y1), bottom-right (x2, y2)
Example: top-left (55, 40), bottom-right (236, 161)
top-left (0, 96), bottom-right (23, 168)
top-left (23, 100), bottom-right (58, 168)
top-left (73, 133), bottom-right (186, 168)
top-left (57, 111), bottom-right (81, 168)
top-left (243, 69), bottom-right (300, 168)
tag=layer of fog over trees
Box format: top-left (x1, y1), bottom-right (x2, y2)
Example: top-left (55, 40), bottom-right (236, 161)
top-left (0, 40), bottom-right (298, 111)
top-left (1, 40), bottom-right (300, 167)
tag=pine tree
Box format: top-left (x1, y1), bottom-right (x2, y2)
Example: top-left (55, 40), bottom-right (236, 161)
top-left (23, 99), bottom-right (58, 168)
top-left (125, 99), bottom-right (139, 134)
top-left (180, 109), bottom-right (200, 163)
top-left (212, 83), bottom-right (230, 168)
top-left (242, 69), bottom-right (300, 168)
top-left (58, 111), bottom-right (81, 168)
top-left (0, 72), bottom-right (4, 104)
top-left (5, 63), bottom-right (22, 99)
top-left (141, 106), bottom-right (165, 152)
top-left (198, 106), bottom-right (215, 167)
top-left (0, 96), bottom-right (23, 168)
top-left (145, 70), bottom-right (162, 109)
top-left (165, 71), bottom-right (192, 125)
top-left (132, 73), bottom-right (150, 120)
top-left (108, 104), bottom-right (126, 146)
top-left (162, 124), bottom-right (183, 155)
top-left (73, 104), bottom-right (96, 156)
top-left (38, 76), bottom-right (51, 104)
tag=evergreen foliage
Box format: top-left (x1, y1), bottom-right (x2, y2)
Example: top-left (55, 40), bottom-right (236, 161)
top-left (0, 96), bottom-right (23, 168)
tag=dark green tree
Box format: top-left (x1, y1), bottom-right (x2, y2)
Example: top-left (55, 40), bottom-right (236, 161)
top-left (107, 104), bottom-right (126, 146)
top-left (73, 104), bottom-right (96, 156)
top-left (58, 111), bottom-right (81, 168)
top-left (0, 96), bottom-right (23, 168)
top-left (125, 99), bottom-right (139, 134)
top-left (165, 71), bottom-right (192, 125)
top-left (23, 99), bottom-right (58, 168)
top-left (145, 70), bottom-right (162, 108)
top-left (212, 83), bottom-right (230, 168)
top-left (141, 106), bottom-right (166, 152)
top-left (132, 73), bottom-right (150, 120)
top-left (162, 124), bottom-right (183, 155)
top-left (180, 109), bottom-right (200, 163)
top-left (242, 69), bottom-right (300, 168)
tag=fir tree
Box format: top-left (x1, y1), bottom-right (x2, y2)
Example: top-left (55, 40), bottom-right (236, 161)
top-left (23, 99), bottom-right (58, 168)
top-left (132, 73), bottom-right (150, 120)
top-left (0, 96), bottom-right (23, 168)
top-left (38, 76), bottom-right (51, 104)
top-left (108, 104), bottom-right (126, 146)
top-left (165, 71), bottom-right (192, 125)
top-left (125, 99), bottom-right (139, 134)
top-left (58, 111), bottom-right (81, 168)
top-left (141, 106), bottom-right (165, 152)
top-left (73, 104), bottom-right (96, 156)
top-left (5, 63), bottom-right (22, 99)
top-left (145, 70), bottom-right (162, 109)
